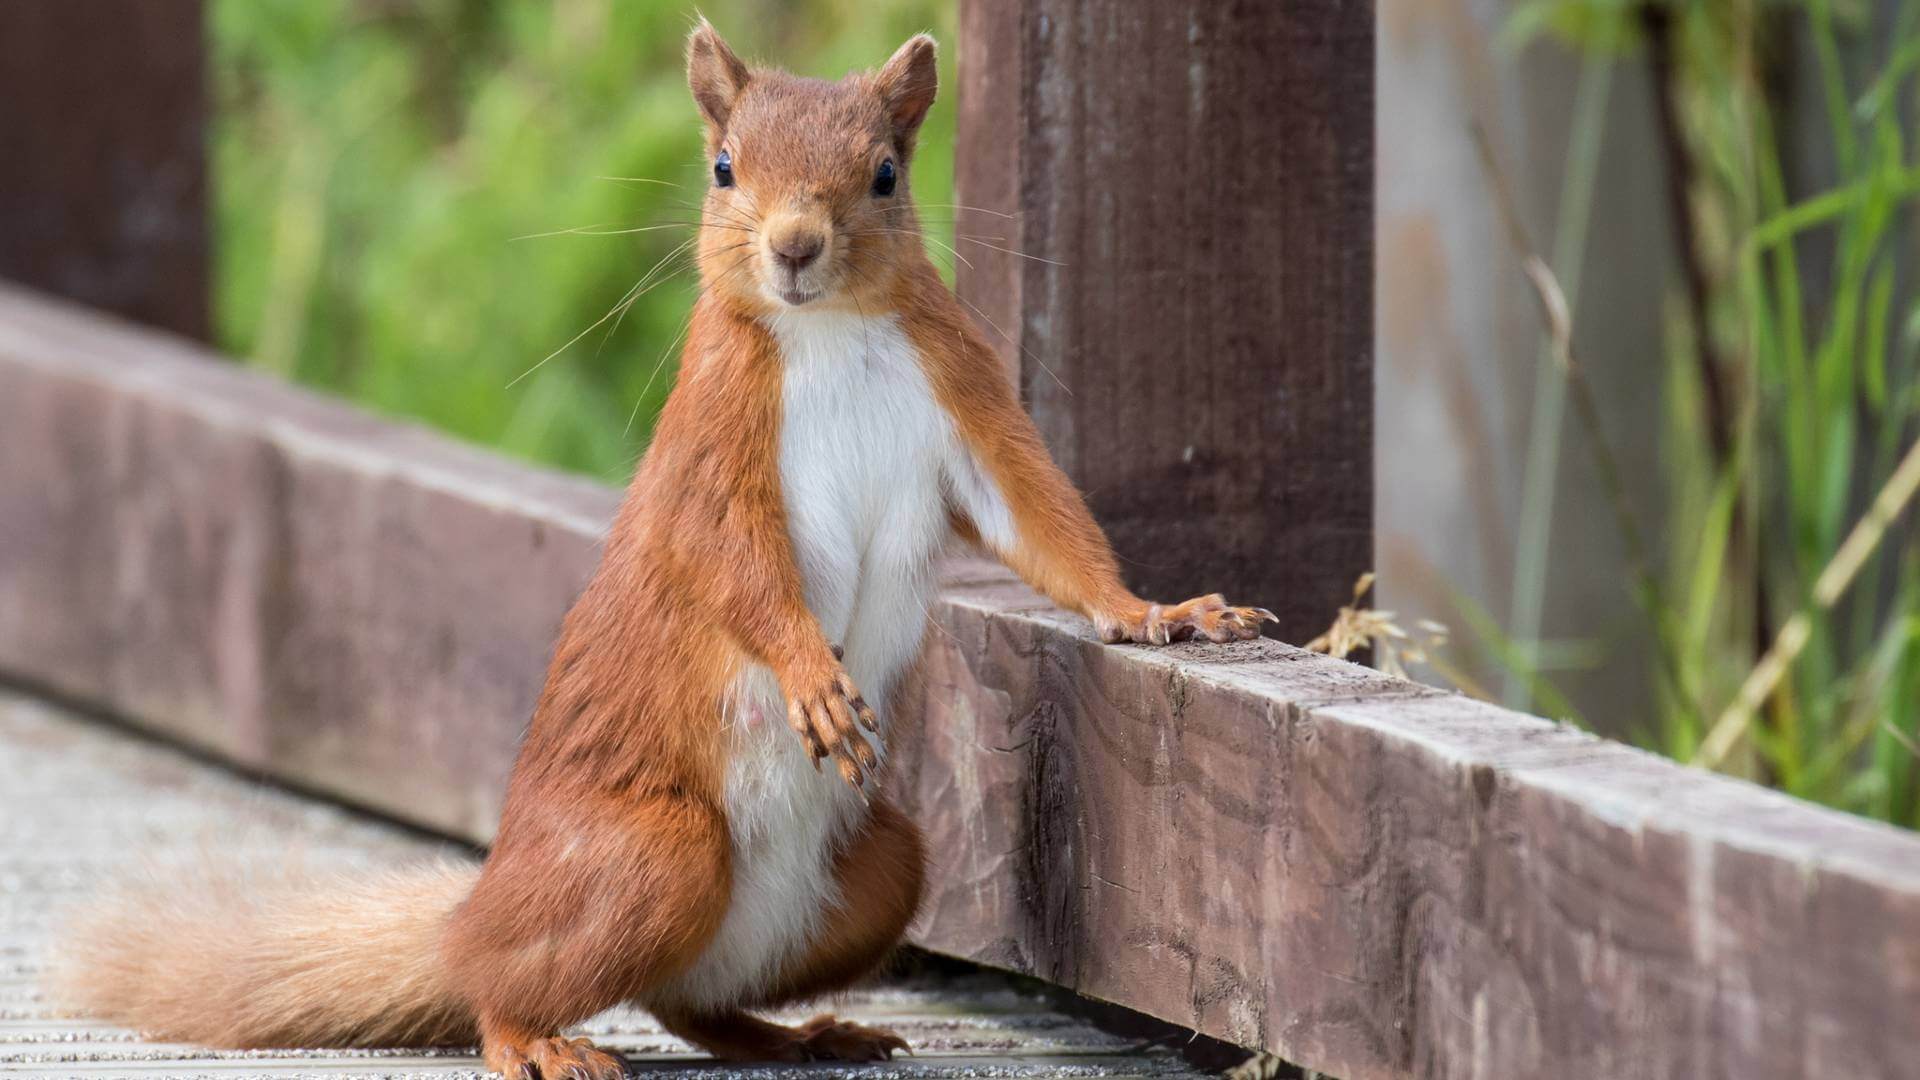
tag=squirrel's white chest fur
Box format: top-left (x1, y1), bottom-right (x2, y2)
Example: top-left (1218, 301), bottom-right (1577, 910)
top-left (657, 309), bottom-right (1007, 1011)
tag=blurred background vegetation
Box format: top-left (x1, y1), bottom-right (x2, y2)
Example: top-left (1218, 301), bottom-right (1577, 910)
top-left (211, 0), bottom-right (954, 486)
top-left (1485, 0), bottom-right (1920, 825)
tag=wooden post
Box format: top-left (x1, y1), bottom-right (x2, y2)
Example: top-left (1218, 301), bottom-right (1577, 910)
top-left (955, 0), bottom-right (1374, 641)
top-left (0, 1), bottom-right (207, 341)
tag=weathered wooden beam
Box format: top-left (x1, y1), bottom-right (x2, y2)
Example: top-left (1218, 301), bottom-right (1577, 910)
top-left (0, 2), bottom-right (208, 341)
top-left (953, 0), bottom-right (1374, 643)
top-left (0, 287), bottom-right (611, 841)
top-left (3, 286), bottom-right (1919, 1079)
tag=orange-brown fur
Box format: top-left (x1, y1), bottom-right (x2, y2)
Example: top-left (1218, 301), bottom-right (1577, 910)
top-left (53, 861), bottom-right (480, 1048)
top-left (654, 800), bottom-right (924, 1062)
top-left (53, 22), bottom-right (1269, 1078)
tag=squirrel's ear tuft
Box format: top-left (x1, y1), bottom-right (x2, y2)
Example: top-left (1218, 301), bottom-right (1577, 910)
top-left (874, 34), bottom-right (938, 149)
top-left (687, 18), bottom-right (750, 132)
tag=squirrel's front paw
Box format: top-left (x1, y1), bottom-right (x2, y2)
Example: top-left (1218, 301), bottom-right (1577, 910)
top-left (782, 649), bottom-right (880, 788)
top-left (1095, 594), bottom-right (1275, 645)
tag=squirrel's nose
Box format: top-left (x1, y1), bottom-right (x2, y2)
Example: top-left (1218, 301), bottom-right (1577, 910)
top-left (771, 232), bottom-right (824, 273)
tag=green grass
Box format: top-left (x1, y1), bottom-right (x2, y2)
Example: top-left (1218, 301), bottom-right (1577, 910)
top-left (211, 0), bottom-right (956, 486)
top-left (1500, 0), bottom-right (1920, 826)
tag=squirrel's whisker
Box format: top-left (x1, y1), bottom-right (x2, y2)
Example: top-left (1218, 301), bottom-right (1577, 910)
top-left (594, 175), bottom-right (683, 187)
top-left (514, 222), bottom-right (751, 241)
top-left (687, 201), bottom-right (762, 234)
top-left (508, 235), bottom-right (701, 389)
top-left (953, 288), bottom-right (1073, 398)
top-left (626, 251), bottom-right (755, 438)
top-left (599, 240), bottom-right (703, 357)
top-left (922, 235), bottom-right (972, 271)
top-left (955, 236), bottom-right (1065, 266)
top-left (908, 202), bottom-right (1023, 219)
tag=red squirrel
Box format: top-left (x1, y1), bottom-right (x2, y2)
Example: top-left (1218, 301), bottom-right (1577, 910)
top-left (56, 23), bottom-right (1272, 1078)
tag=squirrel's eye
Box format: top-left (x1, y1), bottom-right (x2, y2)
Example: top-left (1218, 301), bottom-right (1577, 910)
top-left (713, 150), bottom-right (734, 189)
top-left (872, 159), bottom-right (897, 198)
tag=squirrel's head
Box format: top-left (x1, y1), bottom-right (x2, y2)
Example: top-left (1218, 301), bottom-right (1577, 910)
top-left (686, 20), bottom-right (937, 314)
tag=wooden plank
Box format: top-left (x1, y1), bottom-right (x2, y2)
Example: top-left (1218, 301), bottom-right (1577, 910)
top-left (4, 286), bottom-right (1920, 1079)
top-left (0, 287), bottom-right (613, 840)
top-left (953, 0), bottom-right (1374, 642)
top-left (897, 607), bottom-right (1920, 1079)
top-left (0, 1), bottom-right (208, 341)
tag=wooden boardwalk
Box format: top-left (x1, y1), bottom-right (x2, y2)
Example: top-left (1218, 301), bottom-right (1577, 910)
top-left (0, 691), bottom-right (1206, 1080)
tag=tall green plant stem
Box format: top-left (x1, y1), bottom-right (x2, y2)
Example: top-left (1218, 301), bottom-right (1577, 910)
top-left (1503, 53), bottom-right (1615, 708)
top-left (1697, 434), bottom-right (1920, 767)
top-left (1472, 123), bottom-right (1703, 723)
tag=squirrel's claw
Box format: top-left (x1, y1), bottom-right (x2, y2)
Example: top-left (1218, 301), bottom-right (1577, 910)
top-left (794, 1015), bottom-right (914, 1062)
top-left (785, 658), bottom-right (881, 790)
top-left (484, 1035), bottom-right (627, 1080)
top-left (1098, 593), bottom-right (1273, 645)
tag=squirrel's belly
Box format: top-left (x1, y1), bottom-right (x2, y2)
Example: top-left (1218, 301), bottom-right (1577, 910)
top-left (650, 666), bottom-right (861, 1012)
top-left (653, 310), bottom-right (952, 1011)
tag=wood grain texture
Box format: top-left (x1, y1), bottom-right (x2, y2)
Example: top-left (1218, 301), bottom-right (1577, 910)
top-left (954, 0), bottom-right (1374, 642)
top-left (0, 287), bottom-right (614, 840)
top-left (895, 589), bottom-right (1920, 1079)
top-left (0, 1), bottom-right (208, 341)
top-left (3, 287), bottom-right (1919, 1078)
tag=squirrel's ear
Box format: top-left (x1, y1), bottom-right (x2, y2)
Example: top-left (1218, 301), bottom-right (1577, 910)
top-left (875, 34), bottom-right (938, 148)
top-left (687, 18), bottom-right (749, 132)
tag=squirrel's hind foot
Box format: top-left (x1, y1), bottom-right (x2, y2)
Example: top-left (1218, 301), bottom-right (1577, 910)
top-left (659, 1008), bottom-right (911, 1063)
top-left (793, 1014), bottom-right (913, 1062)
top-left (485, 1033), bottom-right (629, 1080)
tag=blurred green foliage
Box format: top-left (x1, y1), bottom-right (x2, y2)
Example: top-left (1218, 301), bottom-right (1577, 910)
top-left (211, 0), bottom-right (956, 484)
top-left (1500, 0), bottom-right (1920, 825)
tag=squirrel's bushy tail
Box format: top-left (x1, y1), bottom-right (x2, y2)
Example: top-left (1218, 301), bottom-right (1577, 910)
top-left (51, 861), bottom-right (480, 1049)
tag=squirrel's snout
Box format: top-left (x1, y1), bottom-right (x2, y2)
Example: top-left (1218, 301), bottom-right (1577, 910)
top-left (770, 231), bottom-right (825, 273)
top-left (761, 214), bottom-right (834, 305)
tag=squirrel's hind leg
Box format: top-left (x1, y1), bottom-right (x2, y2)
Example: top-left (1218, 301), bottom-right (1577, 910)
top-left (446, 791), bottom-right (731, 1078)
top-left (657, 798), bottom-right (926, 1064)
top-left (759, 796), bottom-right (927, 1001)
